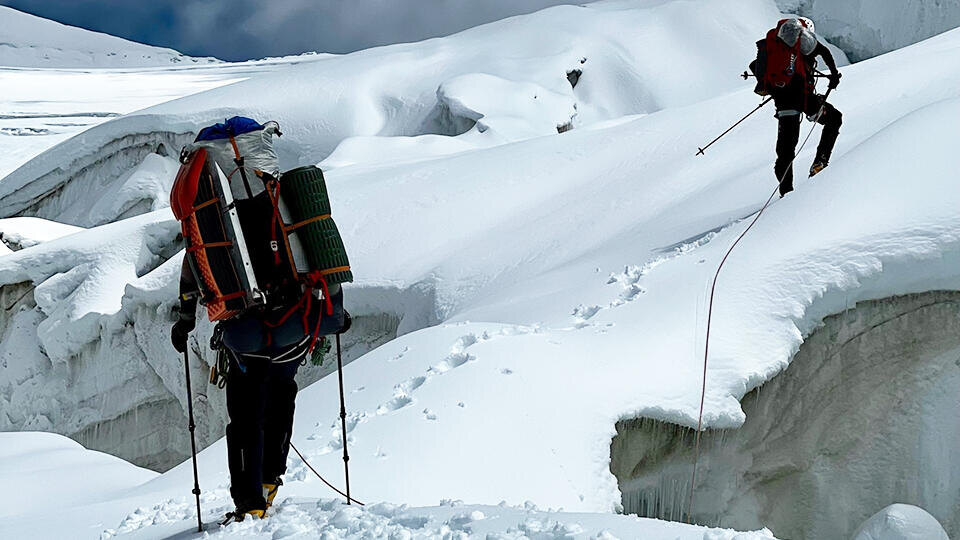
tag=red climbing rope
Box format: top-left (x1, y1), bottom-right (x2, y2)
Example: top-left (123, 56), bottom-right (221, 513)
top-left (686, 90), bottom-right (833, 523)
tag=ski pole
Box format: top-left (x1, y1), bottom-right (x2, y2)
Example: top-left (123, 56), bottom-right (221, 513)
top-left (335, 333), bottom-right (353, 504)
top-left (740, 70), bottom-right (831, 80)
top-left (182, 350), bottom-right (203, 532)
top-left (696, 97), bottom-right (772, 156)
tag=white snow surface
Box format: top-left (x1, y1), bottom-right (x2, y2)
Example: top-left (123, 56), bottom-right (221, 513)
top-left (0, 216), bottom-right (82, 251)
top-left (851, 504), bottom-right (949, 540)
top-left (0, 432), bottom-right (157, 521)
top-left (0, 6), bottom-right (218, 68)
top-left (0, 0), bottom-right (788, 223)
top-left (0, 0), bottom-right (959, 538)
top-left (0, 432), bottom-right (779, 540)
top-left (0, 55), bottom-right (330, 181)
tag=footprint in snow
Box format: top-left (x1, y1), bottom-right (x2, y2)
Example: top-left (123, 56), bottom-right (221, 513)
top-left (396, 375), bottom-right (427, 394)
top-left (377, 395), bottom-right (413, 415)
top-left (341, 411), bottom-right (366, 433)
top-left (429, 351), bottom-right (474, 374)
top-left (572, 303), bottom-right (603, 329)
top-left (388, 346), bottom-right (410, 362)
top-left (603, 231), bottom-right (719, 308)
top-left (423, 408), bottom-right (437, 421)
top-left (372, 327), bottom-right (530, 423)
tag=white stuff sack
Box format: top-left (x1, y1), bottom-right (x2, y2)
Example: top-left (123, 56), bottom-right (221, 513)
top-left (189, 120), bottom-right (281, 200)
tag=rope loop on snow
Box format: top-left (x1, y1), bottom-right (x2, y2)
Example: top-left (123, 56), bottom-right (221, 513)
top-left (289, 441), bottom-right (365, 506)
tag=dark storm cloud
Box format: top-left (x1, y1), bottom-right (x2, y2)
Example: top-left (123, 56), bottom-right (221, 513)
top-left (0, 0), bottom-right (585, 61)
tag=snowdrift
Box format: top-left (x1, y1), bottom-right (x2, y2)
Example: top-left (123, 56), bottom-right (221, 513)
top-left (1, 0), bottom-right (958, 538)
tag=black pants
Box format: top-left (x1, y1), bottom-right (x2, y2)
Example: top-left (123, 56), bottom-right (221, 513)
top-left (225, 355), bottom-right (300, 511)
top-left (774, 93), bottom-right (842, 195)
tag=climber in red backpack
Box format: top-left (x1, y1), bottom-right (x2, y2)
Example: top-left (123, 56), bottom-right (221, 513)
top-left (751, 17), bottom-right (842, 196)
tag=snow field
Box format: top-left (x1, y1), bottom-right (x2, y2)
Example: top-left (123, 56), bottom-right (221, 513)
top-left (0, 56), bottom-right (332, 181)
top-left (0, 0), bottom-right (787, 222)
top-left (0, 0), bottom-right (958, 538)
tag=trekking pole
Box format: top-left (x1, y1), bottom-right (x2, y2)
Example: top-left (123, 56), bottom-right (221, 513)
top-left (741, 70), bottom-right (830, 80)
top-left (335, 333), bottom-right (353, 504)
top-left (182, 350), bottom-right (204, 533)
top-left (696, 97), bottom-right (772, 156)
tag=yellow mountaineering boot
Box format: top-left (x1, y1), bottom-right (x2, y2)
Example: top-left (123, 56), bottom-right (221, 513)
top-left (220, 506), bottom-right (266, 525)
top-left (809, 159), bottom-right (828, 177)
top-left (263, 478), bottom-right (282, 509)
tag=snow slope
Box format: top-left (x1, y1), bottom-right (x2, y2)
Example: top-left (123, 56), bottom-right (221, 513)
top-left (0, 0), bottom-right (792, 224)
top-left (0, 432), bottom-right (157, 521)
top-left (0, 434), bottom-right (778, 540)
top-left (0, 0), bottom-right (791, 473)
top-left (1, 0), bottom-right (959, 538)
top-left (0, 6), bottom-right (217, 68)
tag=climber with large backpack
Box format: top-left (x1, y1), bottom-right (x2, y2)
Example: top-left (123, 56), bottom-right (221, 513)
top-left (169, 117), bottom-right (353, 524)
top-left (750, 17), bottom-right (842, 196)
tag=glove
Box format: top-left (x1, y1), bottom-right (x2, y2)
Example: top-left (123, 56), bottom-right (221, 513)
top-left (171, 318), bottom-right (195, 353)
top-left (337, 311), bottom-right (352, 334)
top-left (827, 72), bottom-right (841, 90)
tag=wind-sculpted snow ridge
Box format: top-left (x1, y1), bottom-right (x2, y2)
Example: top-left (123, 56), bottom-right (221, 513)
top-left (0, 0), bottom-right (784, 224)
top-left (0, 216), bottom-right (82, 253)
top-left (0, 6), bottom-right (218, 68)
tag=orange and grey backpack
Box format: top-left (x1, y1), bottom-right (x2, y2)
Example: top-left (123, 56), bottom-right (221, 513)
top-left (170, 117), bottom-right (352, 351)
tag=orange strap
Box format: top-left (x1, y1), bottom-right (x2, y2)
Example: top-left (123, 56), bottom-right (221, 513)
top-left (283, 214), bottom-right (331, 232)
top-left (187, 241), bottom-right (233, 253)
top-left (211, 291), bottom-right (247, 303)
top-left (318, 266), bottom-right (350, 276)
top-left (229, 136), bottom-right (242, 160)
top-left (192, 197), bottom-right (220, 212)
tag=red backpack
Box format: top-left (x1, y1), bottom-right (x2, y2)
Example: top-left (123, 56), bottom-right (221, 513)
top-left (756, 18), bottom-right (814, 93)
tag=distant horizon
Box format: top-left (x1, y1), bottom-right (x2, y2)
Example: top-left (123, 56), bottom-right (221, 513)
top-left (0, 0), bottom-right (586, 61)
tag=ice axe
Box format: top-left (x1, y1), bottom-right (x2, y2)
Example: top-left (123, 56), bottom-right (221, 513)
top-left (696, 97), bottom-right (772, 156)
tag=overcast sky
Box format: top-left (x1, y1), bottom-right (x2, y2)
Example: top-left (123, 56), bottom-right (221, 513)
top-left (0, 0), bottom-right (586, 61)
